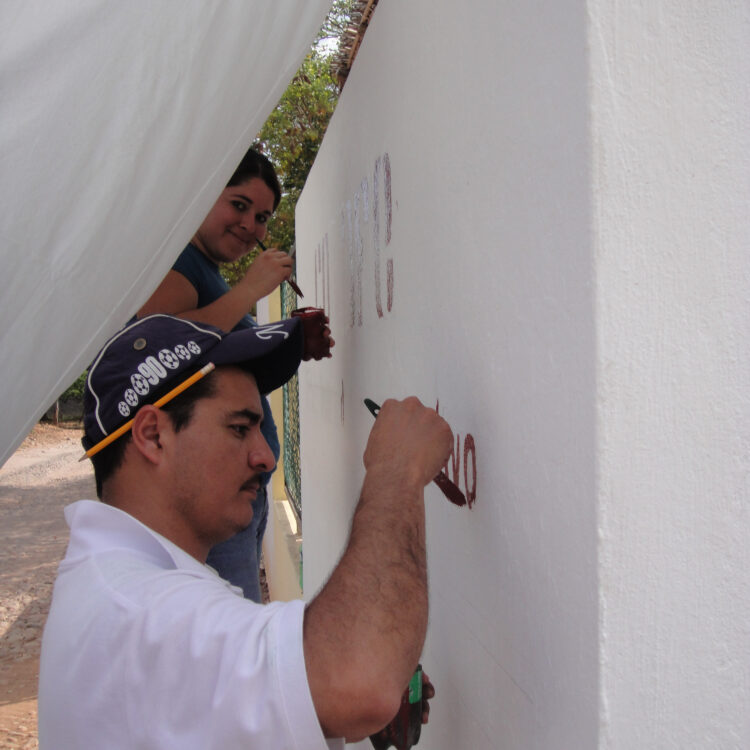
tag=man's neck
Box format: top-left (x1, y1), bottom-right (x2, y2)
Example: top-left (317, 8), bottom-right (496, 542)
top-left (101, 485), bottom-right (210, 563)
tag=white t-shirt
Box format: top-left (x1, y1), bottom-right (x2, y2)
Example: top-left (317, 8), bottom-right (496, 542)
top-left (38, 500), bottom-right (344, 750)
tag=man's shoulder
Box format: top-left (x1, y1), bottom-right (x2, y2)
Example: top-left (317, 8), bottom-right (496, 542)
top-left (61, 502), bottom-right (254, 606)
top-left (77, 548), bottom-right (241, 614)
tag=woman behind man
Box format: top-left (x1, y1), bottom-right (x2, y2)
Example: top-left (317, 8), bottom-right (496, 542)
top-left (139, 147), bottom-right (329, 601)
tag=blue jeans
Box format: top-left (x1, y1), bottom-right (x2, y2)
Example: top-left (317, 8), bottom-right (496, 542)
top-left (205, 486), bottom-right (269, 602)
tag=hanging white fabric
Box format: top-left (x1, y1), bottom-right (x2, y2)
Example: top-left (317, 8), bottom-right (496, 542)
top-left (0, 0), bottom-right (333, 466)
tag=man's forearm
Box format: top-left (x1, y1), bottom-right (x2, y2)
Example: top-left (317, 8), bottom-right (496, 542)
top-left (303, 466), bottom-right (428, 740)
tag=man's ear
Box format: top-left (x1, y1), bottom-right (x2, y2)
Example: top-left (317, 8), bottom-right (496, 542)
top-left (130, 405), bottom-right (168, 465)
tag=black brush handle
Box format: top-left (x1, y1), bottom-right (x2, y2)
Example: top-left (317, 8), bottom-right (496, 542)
top-left (363, 399), bottom-right (466, 507)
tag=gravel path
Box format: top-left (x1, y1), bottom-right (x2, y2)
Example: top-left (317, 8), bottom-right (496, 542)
top-left (0, 423), bottom-right (96, 748)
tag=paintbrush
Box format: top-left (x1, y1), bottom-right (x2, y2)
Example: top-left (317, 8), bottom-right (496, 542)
top-left (257, 239), bottom-right (304, 298)
top-left (364, 398), bottom-right (467, 507)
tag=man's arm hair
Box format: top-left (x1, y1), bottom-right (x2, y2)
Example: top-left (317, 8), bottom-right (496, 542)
top-left (302, 398), bottom-right (452, 741)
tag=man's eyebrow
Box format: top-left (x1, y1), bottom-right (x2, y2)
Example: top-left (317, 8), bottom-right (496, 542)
top-left (227, 408), bottom-right (263, 425)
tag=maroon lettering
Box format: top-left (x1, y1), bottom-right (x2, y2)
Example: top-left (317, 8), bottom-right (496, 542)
top-left (314, 240), bottom-right (320, 305)
top-left (384, 153), bottom-right (392, 246)
top-left (386, 258), bottom-right (394, 312)
top-left (449, 434), bottom-right (461, 484)
top-left (435, 399), bottom-right (477, 509)
top-left (317, 153), bottom-right (393, 327)
top-left (343, 199), bottom-right (363, 327)
top-left (463, 434), bottom-right (476, 508)
top-left (314, 235), bottom-right (331, 315)
top-left (374, 153), bottom-right (393, 318)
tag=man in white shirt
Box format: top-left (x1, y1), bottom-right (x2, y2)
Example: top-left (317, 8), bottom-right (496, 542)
top-left (38, 314), bottom-right (452, 749)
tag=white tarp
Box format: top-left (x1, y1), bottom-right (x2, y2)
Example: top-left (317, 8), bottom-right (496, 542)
top-left (1, 0), bottom-right (333, 466)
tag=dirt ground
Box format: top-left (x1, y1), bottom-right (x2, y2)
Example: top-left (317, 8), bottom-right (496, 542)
top-left (0, 423), bottom-right (95, 748)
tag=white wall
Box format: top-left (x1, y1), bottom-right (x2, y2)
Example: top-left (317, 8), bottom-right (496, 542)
top-left (591, 2), bottom-right (750, 747)
top-left (295, 1), bottom-right (749, 748)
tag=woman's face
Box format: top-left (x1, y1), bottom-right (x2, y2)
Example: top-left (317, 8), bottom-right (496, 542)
top-left (192, 177), bottom-right (276, 264)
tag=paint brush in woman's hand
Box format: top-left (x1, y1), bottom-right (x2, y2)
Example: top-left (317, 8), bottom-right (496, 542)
top-left (257, 239), bottom-right (303, 298)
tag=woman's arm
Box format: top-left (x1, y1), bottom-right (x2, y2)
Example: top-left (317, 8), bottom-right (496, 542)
top-left (137, 270), bottom-right (253, 331)
top-left (138, 249), bottom-right (292, 331)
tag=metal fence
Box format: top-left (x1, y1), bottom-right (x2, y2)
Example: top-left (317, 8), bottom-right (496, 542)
top-left (281, 283), bottom-right (302, 517)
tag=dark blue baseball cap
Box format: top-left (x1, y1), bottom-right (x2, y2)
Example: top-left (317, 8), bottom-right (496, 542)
top-left (83, 314), bottom-right (303, 451)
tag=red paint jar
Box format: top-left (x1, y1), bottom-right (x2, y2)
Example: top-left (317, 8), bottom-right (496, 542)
top-left (291, 307), bottom-right (331, 361)
top-left (369, 665), bottom-right (423, 750)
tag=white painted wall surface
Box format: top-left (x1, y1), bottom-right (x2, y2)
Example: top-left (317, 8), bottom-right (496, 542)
top-left (295, 1), bottom-right (749, 748)
top-left (591, 3), bottom-right (750, 748)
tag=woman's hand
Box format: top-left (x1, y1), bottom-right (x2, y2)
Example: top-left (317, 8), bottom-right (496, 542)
top-left (240, 248), bottom-right (292, 300)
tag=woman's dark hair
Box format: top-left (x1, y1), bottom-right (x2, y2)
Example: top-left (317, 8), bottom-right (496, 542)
top-left (227, 147), bottom-right (281, 210)
top-left (90, 370), bottom-right (217, 497)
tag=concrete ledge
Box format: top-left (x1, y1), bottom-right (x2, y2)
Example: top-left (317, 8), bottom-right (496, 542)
top-left (262, 496), bottom-right (302, 602)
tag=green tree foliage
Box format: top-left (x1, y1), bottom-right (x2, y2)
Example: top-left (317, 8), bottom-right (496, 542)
top-left (63, 371), bottom-right (87, 400)
top-left (50, 369), bottom-right (87, 423)
top-left (316, 0), bottom-right (357, 47)
top-left (256, 52), bottom-right (339, 250)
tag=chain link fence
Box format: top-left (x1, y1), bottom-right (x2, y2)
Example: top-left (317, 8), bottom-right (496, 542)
top-left (281, 283), bottom-right (302, 518)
